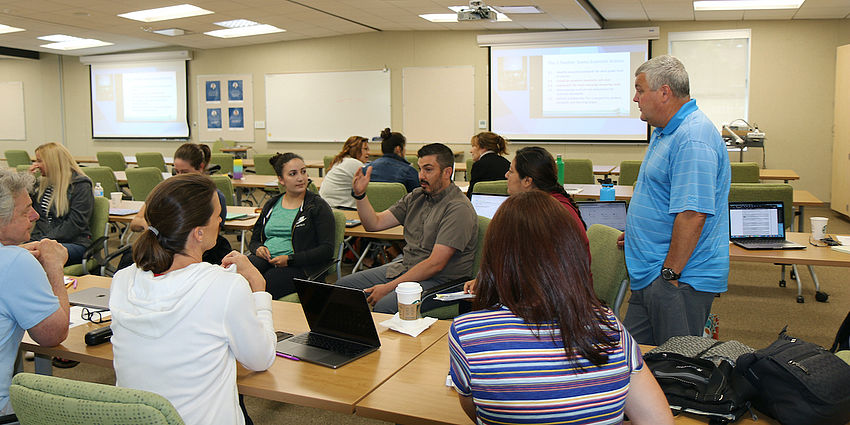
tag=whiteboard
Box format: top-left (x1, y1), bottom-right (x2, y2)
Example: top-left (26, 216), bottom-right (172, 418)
top-left (265, 70), bottom-right (390, 142)
top-left (0, 81), bottom-right (26, 140)
top-left (403, 66), bottom-right (475, 143)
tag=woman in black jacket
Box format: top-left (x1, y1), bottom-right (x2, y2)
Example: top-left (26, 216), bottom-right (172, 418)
top-left (248, 153), bottom-right (335, 298)
top-left (466, 132), bottom-right (510, 198)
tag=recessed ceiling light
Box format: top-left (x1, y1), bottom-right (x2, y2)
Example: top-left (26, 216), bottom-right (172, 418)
top-left (0, 24), bottom-right (24, 34)
top-left (153, 28), bottom-right (186, 36)
top-left (214, 19), bottom-right (259, 28)
top-left (204, 24), bottom-right (284, 38)
top-left (38, 34), bottom-right (112, 50)
top-left (494, 5), bottom-right (542, 14)
top-left (118, 4), bottom-right (213, 23)
top-left (693, 0), bottom-right (804, 11)
top-left (420, 6), bottom-right (511, 22)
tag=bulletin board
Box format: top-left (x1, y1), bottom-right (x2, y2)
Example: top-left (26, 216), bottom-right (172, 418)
top-left (197, 74), bottom-right (254, 142)
top-left (0, 81), bottom-right (26, 140)
top-left (402, 66), bottom-right (474, 143)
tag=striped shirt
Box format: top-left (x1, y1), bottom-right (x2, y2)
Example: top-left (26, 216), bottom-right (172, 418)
top-left (38, 186), bottom-right (54, 222)
top-left (449, 306), bottom-right (643, 425)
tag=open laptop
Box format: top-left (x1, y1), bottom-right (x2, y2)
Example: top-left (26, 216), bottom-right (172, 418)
top-left (276, 279), bottom-right (381, 369)
top-left (576, 201), bottom-right (628, 231)
top-left (68, 287), bottom-right (110, 310)
top-left (470, 193), bottom-right (508, 219)
top-left (729, 201), bottom-right (805, 250)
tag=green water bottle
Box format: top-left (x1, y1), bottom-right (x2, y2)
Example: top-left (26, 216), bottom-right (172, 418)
top-left (556, 154), bottom-right (564, 185)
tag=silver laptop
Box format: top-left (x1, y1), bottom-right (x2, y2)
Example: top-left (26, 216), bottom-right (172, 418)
top-left (470, 193), bottom-right (508, 219)
top-left (276, 279), bottom-right (381, 369)
top-left (576, 201), bottom-right (628, 231)
top-left (68, 287), bottom-right (111, 310)
top-left (729, 201), bottom-right (805, 250)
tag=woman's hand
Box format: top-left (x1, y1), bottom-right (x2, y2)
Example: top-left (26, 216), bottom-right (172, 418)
top-left (222, 251), bottom-right (266, 293)
top-left (269, 255), bottom-right (289, 268)
top-left (255, 246), bottom-right (272, 261)
top-left (28, 163), bottom-right (39, 174)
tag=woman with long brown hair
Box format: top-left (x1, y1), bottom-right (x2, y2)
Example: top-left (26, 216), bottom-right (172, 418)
top-left (449, 191), bottom-right (672, 425)
top-left (318, 135), bottom-right (369, 209)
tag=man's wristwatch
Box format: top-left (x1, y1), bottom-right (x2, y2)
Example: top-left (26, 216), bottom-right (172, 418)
top-left (661, 267), bottom-right (680, 281)
top-left (351, 189), bottom-right (366, 200)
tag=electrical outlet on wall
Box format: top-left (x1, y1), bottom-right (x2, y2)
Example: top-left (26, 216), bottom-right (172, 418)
top-left (478, 120), bottom-right (487, 129)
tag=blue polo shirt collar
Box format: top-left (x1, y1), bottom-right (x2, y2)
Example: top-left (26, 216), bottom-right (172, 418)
top-left (657, 99), bottom-right (698, 136)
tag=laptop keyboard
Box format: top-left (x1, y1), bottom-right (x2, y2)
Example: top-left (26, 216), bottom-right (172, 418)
top-left (290, 333), bottom-right (369, 357)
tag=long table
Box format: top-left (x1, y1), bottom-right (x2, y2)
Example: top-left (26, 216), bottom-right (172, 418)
top-left (606, 167), bottom-right (800, 183)
top-left (20, 275), bottom-right (451, 414)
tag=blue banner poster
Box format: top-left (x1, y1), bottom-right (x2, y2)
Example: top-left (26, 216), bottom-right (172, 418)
top-left (207, 108), bottom-right (222, 129)
top-left (229, 107), bottom-right (244, 128)
top-left (228, 80), bottom-right (243, 101)
top-left (206, 81), bottom-right (221, 102)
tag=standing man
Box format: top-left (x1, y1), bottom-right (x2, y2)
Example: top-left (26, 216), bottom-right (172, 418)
top-left (337, 143), bottom-right (478, 314)
top-left (0, 169), bottom-right (70, 415)
top-left (621, 55), bottom-right (731, 345)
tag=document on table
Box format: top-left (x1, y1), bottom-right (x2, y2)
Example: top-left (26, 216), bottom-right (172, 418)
top-left (69, 306), bottom-right (111, 328)
top-left (435, 291), bottom-right (475, 301)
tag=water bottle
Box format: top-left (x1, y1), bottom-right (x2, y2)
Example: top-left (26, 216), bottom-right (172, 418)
top-left (233, 158), bottom-right (243, 179)
top-left (93, 182), bottom-right (104, 198)
top-left (556, 154), bottom-right (564, 185)
top-left (599, 177), bottom-right (615, 201)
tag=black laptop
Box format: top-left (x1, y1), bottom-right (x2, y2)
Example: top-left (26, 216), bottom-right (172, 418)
top-left (729, 201), bottom-right (805, 250)
top-left (470, 193), bottom-right (508, 219)
top-left (576, 201), bottom-right (628, 231)
top-left (276, 279), bottom-right (381, 369)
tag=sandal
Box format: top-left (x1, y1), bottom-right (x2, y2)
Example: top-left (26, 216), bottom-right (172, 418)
top-left (52, 357), bottom-right (80, 368)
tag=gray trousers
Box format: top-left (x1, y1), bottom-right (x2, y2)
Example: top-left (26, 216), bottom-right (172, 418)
top-left (335, 261), bottom-right (448, 314)
top-left (623, 275), bottom-right (717, 346)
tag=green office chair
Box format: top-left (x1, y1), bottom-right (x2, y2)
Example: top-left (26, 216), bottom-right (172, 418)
top-left (465, 158), bottom-right (473, 182)
top-left (617, 160), bottom-right (642, 186)
top-left (276, 181), bottom-right (318, 195)
top-left (82, 166), bottom-right (122, 196)
top-left (279, 210), bottom-right (348, 303)
top-left (16, 164), bottom-right (39, 178)
top-left (210, 175), bottom-right (236, 206)
top-left (564, 159), bottom-right (595, 184)
top-left (253, 154), bottom-right (276, 175)
top-left (211, 139), bottom-right (235, 153)
top-left (4, 149), bottom-right (31, 167)
top-left (210, 153), bottom-right (234, 174)
top-left (10, 373), bottom-right (184, 425)
top-left (586, 224), bottom-right (629, 319)
top-left (323, 155), bottom-right (335, 175)
top-left (471, 180), bottom-right (508, 195)
top-left (422, 215), bottom-right (490, 320)
top-left (405, 155), bottom-right (420, 171)
top-left (97, 151), bottom-right (127, 171)
top-left (731, 162), bottom-right (760, 183)
top-left (64, 196), bottom-right (110, 276)
top-left (126, 167), bottom-right (164, 201)
top-left (136, 152), bottom-right (168, 172)
top-left (350, 182), bottom-right (407, 272)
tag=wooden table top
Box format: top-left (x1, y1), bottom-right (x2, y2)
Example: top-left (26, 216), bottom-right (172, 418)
top-left (565, 185), bottom-right (823, 207)
top-left (22, 275), bottom-right (452, 414)
top-left (730, 232), bottom-right (850, 267)
top-left (112, 171), bottom-right (317, 190)
top-left (758, 169), bottom-right (800, 181)
top-left (109, 200), bottom-right (258, 231)
top-left (340, 209), bottom-right (404, 240)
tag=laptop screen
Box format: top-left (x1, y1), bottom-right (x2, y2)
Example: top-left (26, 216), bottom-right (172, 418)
top-left (294, 279), bottom-right (380, 347)
top-left (471, 193), bottom-right (508, 219)
top-left (576, 201), bottom-right (627, 231)
top-left (729, 201), bottom-right (785, 239)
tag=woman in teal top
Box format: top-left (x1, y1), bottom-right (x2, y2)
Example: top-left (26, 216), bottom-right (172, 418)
top-left (248, 153), bottom-right (335, 298)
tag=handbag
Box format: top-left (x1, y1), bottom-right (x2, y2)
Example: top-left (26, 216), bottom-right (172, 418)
top-left (735, 326), bottom-right (850, 425)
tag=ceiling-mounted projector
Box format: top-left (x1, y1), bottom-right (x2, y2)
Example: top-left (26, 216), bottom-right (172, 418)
top-left (457, 0), bottom-right (497, 21)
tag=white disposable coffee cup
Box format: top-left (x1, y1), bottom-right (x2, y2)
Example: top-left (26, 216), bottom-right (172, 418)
top-left (396, 282), bottom-right (422, 321)
top-left (110, 192), bottom-right (123, 208)
top-left (810, 217), bottom-right (828, 240)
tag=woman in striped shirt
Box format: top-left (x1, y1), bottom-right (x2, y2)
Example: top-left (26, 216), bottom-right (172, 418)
top-left (449, 191), bottom-right (672, 425)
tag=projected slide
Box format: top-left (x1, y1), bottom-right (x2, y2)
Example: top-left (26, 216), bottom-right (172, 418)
top-left (90, 60), bottom-right (189, 139)
top-left (490, 40), bottom-right (649, 142)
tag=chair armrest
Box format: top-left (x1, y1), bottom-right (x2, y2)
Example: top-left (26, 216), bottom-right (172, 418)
top-left (306, 259), bottom-right (341, 282)
top-left (82, 236), bottom-right (108, 260)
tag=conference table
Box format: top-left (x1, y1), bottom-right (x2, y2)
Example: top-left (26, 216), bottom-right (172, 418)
top-left (607, 166), bottom-right (800, 183)
top-left (74, 156), bottom-right (256, 168)
top-left (20, 275), bottom-right (452, 415)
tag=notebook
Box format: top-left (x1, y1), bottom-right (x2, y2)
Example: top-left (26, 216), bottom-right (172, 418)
top-left (470, 193), bottom-right (508, 219)
top-left (729, 201), bottom-right (805, 250)
top-left (576, 201), bottom-right (628, 231)
top-left (275, 279), bottom-right (381, 369)
top-left (68, 287), bottom-right (111, 310)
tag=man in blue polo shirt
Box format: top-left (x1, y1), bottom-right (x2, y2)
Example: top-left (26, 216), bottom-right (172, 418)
top-left (620, 55), bottom-right (731, 346)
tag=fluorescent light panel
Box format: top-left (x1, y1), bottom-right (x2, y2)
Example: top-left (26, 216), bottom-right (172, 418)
top-left (495, 6), bottom-right (542, 14)
top-left (693, 0), bottom-right (804, 11)
top-left (118, 4), bottom-right (213, 22)
top-left (204, 24), bottom-right (284, 38)
top-left (0, 24), bottom-right (25, 35)
top-left (38, 34), bottom-right (112, 50)
top-left (214, 19), bottom-right (259, 28)
top-left (153, 28), bottom-right (185, 36)
top-left (421, 6), bottom-right (511, 22)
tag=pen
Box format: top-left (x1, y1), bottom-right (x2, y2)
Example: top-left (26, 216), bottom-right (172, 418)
top-left (276, 352), bottom-right (300, 361)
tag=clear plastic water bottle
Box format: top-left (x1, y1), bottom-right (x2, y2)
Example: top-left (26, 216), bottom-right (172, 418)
top-left (233, 158), bottom-right (243, 179)
top-left (556, 154), bottom-right (564, 185)
top-left (93, 182), bottom-right (104, 198)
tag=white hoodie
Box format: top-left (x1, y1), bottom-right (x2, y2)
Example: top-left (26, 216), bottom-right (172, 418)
top-left (110, 262), bottom-right (276, 425)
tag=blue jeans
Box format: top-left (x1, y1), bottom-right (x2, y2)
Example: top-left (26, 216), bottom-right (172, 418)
top-left (62, 243), bottom-right (87, 266)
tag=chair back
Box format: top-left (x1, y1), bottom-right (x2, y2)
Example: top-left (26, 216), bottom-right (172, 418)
top-left (136, 152), bottom-right (168, 172)
top-left (563, 159), bottom-right (595, 184)
top-left (253, 154), bottom-right (276, 175)
top-left (16, 164), bottom-right (39, 178)
top-left (405, 155), bottom-right (420, 171)
top-left (82, 166), bottom-right (121, 196)
top-left (97, 151), bottom-right (127, 171)
top-left (324, 210), bottom-right (347, 280)
top-left (126, 167), bottom-right (164, 201)
top-left (4, 149), bottom-right (31, 167)
top-left (472, 180), bottom-right (508, 195)
top-left (729, 183), bottom-right (794, 229)
top-left (617, 160), bottom-right (642, 186)
top-left (731, 162), bottom-right (760, 183)
top-left (211, 139), bottom-right (235, 153)
top-left (366, 182), bottom-right (407, 212)
top-left (10, 372), bottom-right (184, 425)
top-left (64, 196), bottom-right (111, 276)
top-left (465, 158), bottom-right (473, 181)
top-left (323, 155), bottom-right (335, 173)
top-left (587, 224), bottom-right (629, 318)
top-left (210, 175), bottom-right (236, 206)
top-left (210, 153), bottom-right (234, 174)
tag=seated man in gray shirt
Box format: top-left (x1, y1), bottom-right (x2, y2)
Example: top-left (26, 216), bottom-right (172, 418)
top-left (338, 143), bottom-right (478, 314)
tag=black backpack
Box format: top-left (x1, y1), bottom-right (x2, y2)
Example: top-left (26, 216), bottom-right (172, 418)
top-left (736, 327), bottom-right (850, 425)
top-left (830, 311), bottom-right (850, 353)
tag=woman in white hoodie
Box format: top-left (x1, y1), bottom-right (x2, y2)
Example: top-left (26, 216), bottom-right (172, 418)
top-left (110, 174), bottom-right (276, 425)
